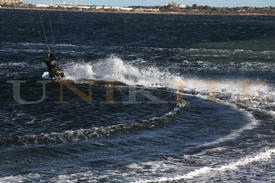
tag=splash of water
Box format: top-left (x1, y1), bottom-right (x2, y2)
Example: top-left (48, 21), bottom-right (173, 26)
top-left (62, 55), bottom-right (274, 104)
top-left (63, 55), bottom-right (177, 87)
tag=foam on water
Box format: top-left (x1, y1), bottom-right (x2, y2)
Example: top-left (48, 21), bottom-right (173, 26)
top-left (0, 106), bottom-right (182, 146)
top-left (0, 48), bottom-right (45, 54)
top-left (131, 148), bottom-right (275, 183)
top-left (63, 55), bottom-right (176, 87)
top-left (4, 148), bottom-right (272, 183)
top-left (0, 62), bottom-right (28, 68)
top-left (198, 105), bottom-right (259, 149)
top-left (0, 173), bottom-right (41, 183)
top-left (63, 55), bottom-right (274, 103)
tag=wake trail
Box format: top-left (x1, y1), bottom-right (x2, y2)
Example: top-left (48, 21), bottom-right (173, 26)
top-left (61, 56), bottom-right (275, 182)
top-left (0, 106), bottom-right (182, 147)
top-left (132, 148), bottom-right (275, 183)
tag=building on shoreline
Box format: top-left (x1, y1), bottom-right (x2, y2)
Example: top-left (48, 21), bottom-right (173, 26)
top-left (1, 1), bottom-right (275, 16)
top-left (0, 0), bottom-right (21, 5)
top-left (166, 2), bottom-right (185, 9)
top-left (36, 4), bottom-right (51, 8)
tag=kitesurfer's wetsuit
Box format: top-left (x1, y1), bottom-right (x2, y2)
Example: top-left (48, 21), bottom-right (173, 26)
top-left (44, 53), bottom-right (65, 80)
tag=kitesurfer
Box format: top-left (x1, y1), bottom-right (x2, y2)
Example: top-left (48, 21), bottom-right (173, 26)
top-left (44, 53), bottom-right (65, 80)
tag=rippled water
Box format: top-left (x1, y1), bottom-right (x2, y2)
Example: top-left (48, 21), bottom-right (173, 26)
top-left (1, 9), bottom-right (275, 182)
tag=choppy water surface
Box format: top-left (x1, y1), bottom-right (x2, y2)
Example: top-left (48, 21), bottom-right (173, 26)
top-left (1, 9), bottom-right (275, 182)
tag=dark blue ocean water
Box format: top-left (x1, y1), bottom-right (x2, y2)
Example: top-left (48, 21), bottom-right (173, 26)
top-left (1, 9), bottom-right (275, 182)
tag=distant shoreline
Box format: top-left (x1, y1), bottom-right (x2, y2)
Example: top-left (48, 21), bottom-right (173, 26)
top-left (1, 7), bottom-right (275, 16)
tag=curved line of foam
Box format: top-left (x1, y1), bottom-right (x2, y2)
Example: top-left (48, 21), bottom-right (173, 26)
top-left (0, 106), bottom-right (183, 147)
top-left (198, 103), bottom-right (258, 148)
top-left (131, 148), bottom-right (275, 183)
top-left (182, 93), bottom-right (260, 150)
top-left (247, 105), bottom-right (275, 120)
top-left (130, 94), bottom-right (265, 183)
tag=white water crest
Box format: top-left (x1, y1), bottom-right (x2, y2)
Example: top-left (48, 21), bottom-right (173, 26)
top-left (131, 148), bottom-right (275, 183)
top-left (63, 55), bottom-right (178, 87)
top-left (63, 55), bottom-right (274, 103)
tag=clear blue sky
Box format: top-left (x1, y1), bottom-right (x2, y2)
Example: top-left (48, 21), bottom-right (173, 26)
top-left (27, 0), bottom-right (275, 7)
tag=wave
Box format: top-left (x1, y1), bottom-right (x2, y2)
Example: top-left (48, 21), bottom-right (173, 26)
top-left (0, 106), bottom-right (182, 147)
top-left (1, 42), bottom-right (75, 47)
top-left (0, 173), bottom-right (41, 183)
top-left (182, 60), bottom-right (275, 73)
top-left (131, 148), bottom-right (275, 183)
top-left (183, 100), bottom-right (260, 152)
top-left (63, 55), bottom-right (178, 87)
top-left (0, 62), bottom-right (28, 68)
top-left (63, 55), bottom-right (274, 103)
top-left (4, 147), bottom-right (273, 183)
